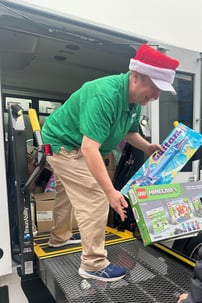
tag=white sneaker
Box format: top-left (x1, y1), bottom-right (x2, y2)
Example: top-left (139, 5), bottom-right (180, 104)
top-left (48, 234), bottom-right (81, 247)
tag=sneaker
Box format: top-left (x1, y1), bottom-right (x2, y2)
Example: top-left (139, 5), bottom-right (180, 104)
top-left (48, 234), bottom-right (81, 247)
top-left (78, 263), bottom-right (126, 282)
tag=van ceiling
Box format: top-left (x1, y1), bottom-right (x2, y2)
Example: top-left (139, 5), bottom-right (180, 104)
top-left (0, 1), bottom-right (146, 99)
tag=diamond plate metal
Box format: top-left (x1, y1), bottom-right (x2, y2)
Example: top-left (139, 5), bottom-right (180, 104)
top-left (41, 240), bottom-right (193, 303)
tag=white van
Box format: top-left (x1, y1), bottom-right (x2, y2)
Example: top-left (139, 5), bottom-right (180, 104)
top-left (0, 2), bottom-right (201, 300)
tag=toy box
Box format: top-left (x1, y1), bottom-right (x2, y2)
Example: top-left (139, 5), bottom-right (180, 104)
top-left (121, 123), bottom-right (202, 197)
top-left (128, 181), bottom-right (202, 246)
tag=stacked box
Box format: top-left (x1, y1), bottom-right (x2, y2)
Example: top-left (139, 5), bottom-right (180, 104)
top-left (121, 123), bottom-right (202, 197)
top-left (128, 181), bottom-right (202, 245)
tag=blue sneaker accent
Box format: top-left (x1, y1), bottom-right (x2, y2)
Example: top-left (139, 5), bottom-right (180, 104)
top-left (48, 233), bottom-right (81, 247)
top-left (70, 234), bottom-right (81, 242)
top-left (78, 263), bottom-right (126, 282)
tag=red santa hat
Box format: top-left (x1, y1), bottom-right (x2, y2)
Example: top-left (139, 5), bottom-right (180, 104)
top-left (129, 44), bottom-right (179, 95)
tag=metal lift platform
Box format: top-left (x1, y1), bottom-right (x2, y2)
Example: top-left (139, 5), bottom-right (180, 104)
top-left (34, 228), bottom-right (194, 303)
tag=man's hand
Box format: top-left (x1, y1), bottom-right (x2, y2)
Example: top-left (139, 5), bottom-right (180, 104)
top-left (81, 136), bottom-right (128, 221)
top-left (106, 189), bottom-right (128, 222)
top-left (125, 132), bottom-right (164, 156)
top-left (146, 143), bottom-right (164, 156)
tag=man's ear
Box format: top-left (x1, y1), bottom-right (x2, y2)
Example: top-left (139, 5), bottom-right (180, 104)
top-left (131, 71), bottom-right (138, 82)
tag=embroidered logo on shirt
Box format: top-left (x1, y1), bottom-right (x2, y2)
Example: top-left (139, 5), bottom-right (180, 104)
top-left (131, 112), bottom-right (137, 124)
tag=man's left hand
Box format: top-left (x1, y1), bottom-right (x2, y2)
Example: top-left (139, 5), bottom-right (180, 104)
top-left (146, 143), bottom-right (164, 156)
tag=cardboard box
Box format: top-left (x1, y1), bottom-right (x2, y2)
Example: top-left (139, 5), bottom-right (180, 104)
top-left (34, 192), bottom-right (55, 233)
top-left (128, 181), bottom-right (202, 246)
top-left (34, 192), bottom-right (78, 233)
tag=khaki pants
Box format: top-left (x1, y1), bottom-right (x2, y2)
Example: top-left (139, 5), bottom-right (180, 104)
top-left (47, 147), bottom-right (109, 271)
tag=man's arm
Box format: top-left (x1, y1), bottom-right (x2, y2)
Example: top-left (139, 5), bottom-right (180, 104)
top-left (125, 132), bottom-right (164, 155)
top-left (81, 135), bottom-right (128, 222)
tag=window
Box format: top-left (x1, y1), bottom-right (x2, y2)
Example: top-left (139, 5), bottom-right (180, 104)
top-left (3, 96), bottom-right (64, 145)
top-left (5, 97), bottom-right (32, 111)
top-left (39, 100), bottom-right (61, 114)
top-left (4, 97), bottom-right (33, 141)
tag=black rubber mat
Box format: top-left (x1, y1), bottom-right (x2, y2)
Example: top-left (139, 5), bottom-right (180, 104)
top-left (34, 226), bottom-right (134, 259)
top-left (39, 239), bottom-right (193, 303)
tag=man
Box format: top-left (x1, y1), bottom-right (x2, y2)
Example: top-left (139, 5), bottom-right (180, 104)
top-left (42, 44), bottom-right (179, 282)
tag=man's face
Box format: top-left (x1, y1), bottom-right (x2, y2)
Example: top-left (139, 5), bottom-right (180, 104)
top-left (128, 71), bottom-right (160, 105)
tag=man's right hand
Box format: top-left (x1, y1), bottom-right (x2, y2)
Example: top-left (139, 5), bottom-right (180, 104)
top-left (107, 189), bottom-right (128, 222)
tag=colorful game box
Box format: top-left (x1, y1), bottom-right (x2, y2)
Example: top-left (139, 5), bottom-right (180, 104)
top-left (121, 123), bottom-right (202, 197)
top-left (128, 181), bottom-right (202, 246)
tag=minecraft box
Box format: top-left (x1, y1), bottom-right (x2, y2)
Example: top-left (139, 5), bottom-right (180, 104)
top-left (128, 181), bottom-right (202, 246)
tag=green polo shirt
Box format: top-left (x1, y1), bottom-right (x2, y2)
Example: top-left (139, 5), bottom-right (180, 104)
top-left (42, 72), bottom-right (141, 156)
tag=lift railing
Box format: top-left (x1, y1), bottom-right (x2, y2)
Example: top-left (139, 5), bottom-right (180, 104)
top-left (7, 103), bottom-right (52, 276)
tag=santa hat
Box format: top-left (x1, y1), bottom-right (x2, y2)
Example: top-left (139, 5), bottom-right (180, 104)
top-left (129, 44), bottom-right (179, 95)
